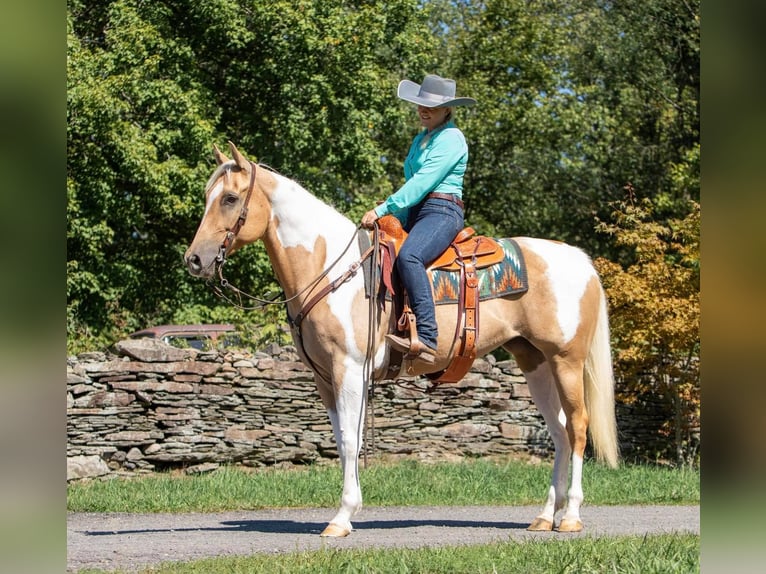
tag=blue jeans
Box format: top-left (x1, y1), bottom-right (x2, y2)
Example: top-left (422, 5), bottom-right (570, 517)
top-left (398, 197), bottom-right (464, 350)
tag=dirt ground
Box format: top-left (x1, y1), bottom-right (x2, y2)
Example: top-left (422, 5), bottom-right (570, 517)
top-left (67, 504), bottom-right (699, 572)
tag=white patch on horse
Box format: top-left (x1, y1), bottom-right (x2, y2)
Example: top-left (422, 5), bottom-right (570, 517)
top-left (521, 238), bottom-right (596, 343)
top-left (328, 278), bottom-right (367, 361)
top-left (269, 173), bottom-right (355, 254)
top-left (204, 180), bottom-right (224, 217)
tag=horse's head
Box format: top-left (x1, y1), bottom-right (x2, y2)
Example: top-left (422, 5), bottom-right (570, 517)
top-left (184, 142), bottom-right (271, 278)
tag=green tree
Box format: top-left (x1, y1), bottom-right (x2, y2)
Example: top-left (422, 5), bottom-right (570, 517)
top-left (568, 0), bottom-right (700, 222)
top-left (67, 0), bottom-right (437, 351)
top-left (67, 2), bottom-right (220, 349)
top-left (437, 0), bottom-right (698, 256)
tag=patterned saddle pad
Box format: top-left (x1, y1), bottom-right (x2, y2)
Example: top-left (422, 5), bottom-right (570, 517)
top-left (431, 238), bottom-right (528, 305)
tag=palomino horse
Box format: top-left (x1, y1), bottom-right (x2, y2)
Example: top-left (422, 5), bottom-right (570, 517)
top-left (184, 142), bottom-right (619, 537)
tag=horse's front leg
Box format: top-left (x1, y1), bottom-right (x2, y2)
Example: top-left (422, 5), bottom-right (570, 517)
top-left (321, 365), bottom-right (367, 537)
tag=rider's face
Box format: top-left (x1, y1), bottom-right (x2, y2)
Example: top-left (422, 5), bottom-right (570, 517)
top-left (417, 105), bottom-right (451, 131)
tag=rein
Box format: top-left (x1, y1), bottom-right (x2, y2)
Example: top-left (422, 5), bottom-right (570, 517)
top-left (209, 225), bottom-right (372, 318)
top-left (206, 165), bottom-right (382, 464)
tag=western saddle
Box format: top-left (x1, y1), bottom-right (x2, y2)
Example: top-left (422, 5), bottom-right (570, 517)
top-left (376, 215), bottom-right (504, 385)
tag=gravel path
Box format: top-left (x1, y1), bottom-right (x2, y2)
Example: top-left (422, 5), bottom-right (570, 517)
top-left (67, 505), bottom-right (699, 572)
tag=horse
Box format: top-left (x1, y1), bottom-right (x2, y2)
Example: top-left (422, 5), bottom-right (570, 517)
top-left (184, 141), bottom-right (619, 537)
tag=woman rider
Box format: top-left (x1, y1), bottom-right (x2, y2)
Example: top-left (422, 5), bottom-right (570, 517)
top-left (361, 74), bottom-right (476, 366)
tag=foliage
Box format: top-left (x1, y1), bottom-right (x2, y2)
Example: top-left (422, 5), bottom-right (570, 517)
top-left (67, 0), bottom-right (435, 352)
top-left (67, 0), bottom-right (700, 469)
top-left (441, 0), bottom-right (699, 255)
top-left (67, 2), bottom-right (222, 349)
top-left (595, 193), bottom-right (700, 465)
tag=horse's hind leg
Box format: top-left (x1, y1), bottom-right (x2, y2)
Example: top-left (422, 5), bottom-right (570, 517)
top-left (547, 353), bottom-right (590, 532)
top-left (505, 340), bottom-right (570, 531)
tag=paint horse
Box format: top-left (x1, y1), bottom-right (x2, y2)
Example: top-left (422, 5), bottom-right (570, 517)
top-left (184, 142), bottom-right (619, 537)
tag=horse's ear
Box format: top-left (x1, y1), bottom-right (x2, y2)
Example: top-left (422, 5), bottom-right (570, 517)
top-left (213, 144), bottom-right (229, 165)
top-left (228, 141), bottom-right (250, 172)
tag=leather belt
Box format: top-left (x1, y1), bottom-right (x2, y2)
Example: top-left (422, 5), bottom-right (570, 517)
top-left (426, 192), bottom-right (464, 209)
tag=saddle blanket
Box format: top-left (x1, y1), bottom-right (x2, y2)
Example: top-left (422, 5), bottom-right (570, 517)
top-left (431, 238), bottom-right (528, 305)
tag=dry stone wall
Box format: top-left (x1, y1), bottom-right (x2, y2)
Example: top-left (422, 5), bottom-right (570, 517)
top-left (67, 339), bottom-right (554, 481)
top-left (68, 338), bottom-right (677, 481)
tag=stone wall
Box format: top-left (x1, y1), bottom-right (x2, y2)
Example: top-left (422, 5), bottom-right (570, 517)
top-left (67, 339), bottom-right (555, 481)
top-left (67, 339), bottom-right (672, 481)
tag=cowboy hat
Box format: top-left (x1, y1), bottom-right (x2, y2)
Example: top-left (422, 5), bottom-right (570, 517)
top-left (397, 74), bottom-right (477, 108)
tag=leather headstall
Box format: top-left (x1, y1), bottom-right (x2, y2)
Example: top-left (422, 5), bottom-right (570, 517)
top-left (216, 161), bottom-right (258, 266)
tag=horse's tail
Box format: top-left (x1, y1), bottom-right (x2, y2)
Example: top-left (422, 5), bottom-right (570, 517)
top-left (584, 286), bottom-right (620, 468)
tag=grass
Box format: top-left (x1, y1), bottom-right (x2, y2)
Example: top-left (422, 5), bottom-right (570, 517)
top-left (67, 458), bottom-right (699, 513)
top-left (75, 533), bottom-right (699, 573)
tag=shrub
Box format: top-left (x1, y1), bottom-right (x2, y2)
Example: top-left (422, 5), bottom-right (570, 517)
top-left (595, 194), bottom-right (700, 466)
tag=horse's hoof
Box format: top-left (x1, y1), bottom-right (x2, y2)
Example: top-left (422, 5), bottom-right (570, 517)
top-left (527, 517), bottom-right (554, 531)
top-left (556, 518), bottom-right (583, 532)
top-left (320, 523), bottom-right (351, 537)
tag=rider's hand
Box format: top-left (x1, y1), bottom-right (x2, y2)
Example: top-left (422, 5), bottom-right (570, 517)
top-left (361, 209), bottom-right (379, 229)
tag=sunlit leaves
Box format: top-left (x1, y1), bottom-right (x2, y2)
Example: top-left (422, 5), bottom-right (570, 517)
top-left (595, 196), bottom-right (700, 464)
top-left (67, 0), bottom-right (699, 376)
top-left (443, 0), bottom-right (698, 254)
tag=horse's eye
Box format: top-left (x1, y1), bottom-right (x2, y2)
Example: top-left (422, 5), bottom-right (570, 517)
top-left (222, 194), bottom-right (238, 206)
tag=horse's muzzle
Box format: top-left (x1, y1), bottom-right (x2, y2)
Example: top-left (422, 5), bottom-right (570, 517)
top-left (184, 249), bottom-right (215, 278)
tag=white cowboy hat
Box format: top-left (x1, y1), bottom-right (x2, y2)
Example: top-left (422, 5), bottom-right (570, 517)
top-left (397, 74), bottom-right (477, 108)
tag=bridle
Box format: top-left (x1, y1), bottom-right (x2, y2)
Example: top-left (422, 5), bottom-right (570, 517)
top-left (215, 160), bottom-right (258, 268)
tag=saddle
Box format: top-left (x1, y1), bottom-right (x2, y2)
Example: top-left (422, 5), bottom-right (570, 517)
top-left (377, 215), bottom-right (504, 385)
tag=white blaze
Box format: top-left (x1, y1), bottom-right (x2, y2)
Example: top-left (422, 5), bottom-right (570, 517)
top-left (204, 180), bottom-right (224, 217)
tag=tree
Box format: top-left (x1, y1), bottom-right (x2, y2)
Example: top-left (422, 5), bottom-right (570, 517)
top-left (67, 0), bottom-right (436, 351)
top-left (67, 2), bottom-right (221, 348)
top-left (595, 193), bottom-right (700, 465)
top-left (437, 0), bottom-right (698, 257)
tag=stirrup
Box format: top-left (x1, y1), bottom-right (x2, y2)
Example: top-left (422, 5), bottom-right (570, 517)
top-left (405, 341), bottom-right (436, 364)
top-left (385, 334), bottom-right (436, 363)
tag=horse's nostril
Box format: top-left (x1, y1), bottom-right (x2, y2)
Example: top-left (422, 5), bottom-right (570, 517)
top-left (187, 253), bottom-right (202, 272)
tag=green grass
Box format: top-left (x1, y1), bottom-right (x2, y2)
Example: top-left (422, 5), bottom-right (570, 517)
top-left (76, 533), bottom-right (699, 573)
top-left (67, 458), bottom-right (699, 513)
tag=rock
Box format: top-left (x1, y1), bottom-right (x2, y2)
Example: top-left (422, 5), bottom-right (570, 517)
top-left (67, 455), bottom-right (110, 481)
top-left (67, 373), bottom-right (88, 385)
top-left (78, 351), bottom-right (107, 362)
top-left (113, 339), bottom-right (196, 363)
top-left (262, 343), bottom-right (282, 356)
top-left (104, 431), bottom-right (158, 445)
top-left (441, 422), bottom-right (495, 438)
top-left (500, 422), bottom-right (530, 439)
top-left (224, 426), bottom-right (270, 443)
top-left (66, 342), bottom-right (568, 481)
top-left (126, 447), bottom-right (144, 461)
top-left (184, 462), bottom-right (220, 475)
top-left (195, 350), bottom-right (220, 361)
top-left (471, 357), bottom-right (492, 373)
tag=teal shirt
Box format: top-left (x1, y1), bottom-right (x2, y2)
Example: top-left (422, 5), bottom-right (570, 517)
top-left (375, 120), bottom-right (468, 224)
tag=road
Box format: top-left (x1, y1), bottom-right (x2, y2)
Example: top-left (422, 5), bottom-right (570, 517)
top-left (67, 504), bottom-right (699, 572)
